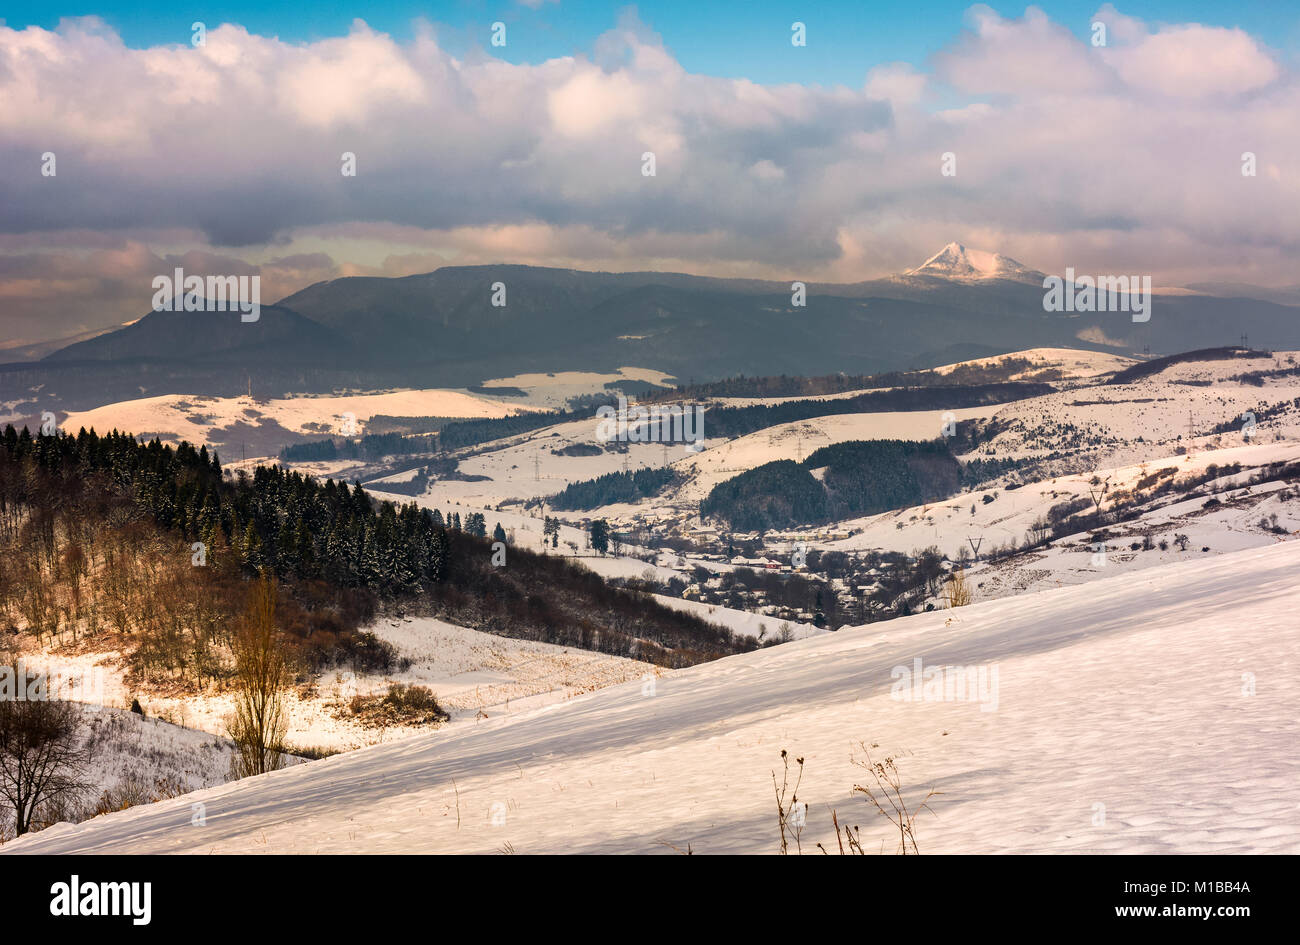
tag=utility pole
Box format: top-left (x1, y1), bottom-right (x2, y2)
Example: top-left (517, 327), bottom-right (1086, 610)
top-left (967, 536), bottom-right (982, 561)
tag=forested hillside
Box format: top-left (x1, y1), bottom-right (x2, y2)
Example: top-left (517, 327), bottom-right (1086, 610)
top-left (0, 428), bottom-right (750, 688)
top-left (701, 439), bottom-right (961, 529)
top-left (700, 460), bottom-right (828, 531)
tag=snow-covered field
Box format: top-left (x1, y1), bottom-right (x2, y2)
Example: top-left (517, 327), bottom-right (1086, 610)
top-left (60, 389), bottom-right (538, 451)
top-left (647, 593), bottom-right (821, 642)
top-left (10, 539), bottom-right (1296, 855)
top-left (474, 367), bottom-right (676, 409)
top-left (973, 353), bottom-right (1300, 462)
top-left (930, 347), bottom-right (1135, 381)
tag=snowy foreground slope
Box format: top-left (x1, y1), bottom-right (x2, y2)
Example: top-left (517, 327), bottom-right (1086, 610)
top-left (7, 542), bottom-right (1299, 855)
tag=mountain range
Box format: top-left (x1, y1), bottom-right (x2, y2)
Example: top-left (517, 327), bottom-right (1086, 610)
top-left (6, 244), bottom-right (1300, 414)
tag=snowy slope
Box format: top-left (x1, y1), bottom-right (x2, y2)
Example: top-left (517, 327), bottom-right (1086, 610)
top-left (930, 347), bottom-right (1135, 382)
top-left (822, 440), bottom-right (1300, 560)
top-left (8, 540), bottom-right (1297, 854)
top-left (954, 475), bottom-right (1300, 606)
top-left (60, 389), bottom-right (537, 453)
top-left (59, 387), bottom-right (538, 462)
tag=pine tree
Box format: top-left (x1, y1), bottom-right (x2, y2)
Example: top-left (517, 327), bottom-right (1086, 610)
top-left (589, 519), bottom-right (610, 555)
top-left (295, 519), bottom-right (316, 578)
top-left (358, 525), bottom-right (380, 590)
top-left (240, 521), bottom-right (263, 573)
top-left (276, 517), bottom-right (298, 574)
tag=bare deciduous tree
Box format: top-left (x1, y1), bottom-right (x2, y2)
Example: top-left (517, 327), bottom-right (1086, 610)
top-left (226, 577), bottom-right (289, 779)
top-left (0, 694), bottom-right (87, 837)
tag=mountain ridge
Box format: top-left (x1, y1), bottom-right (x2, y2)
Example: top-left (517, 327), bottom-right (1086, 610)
top-left (9, 244), bottom-right (1300, 415)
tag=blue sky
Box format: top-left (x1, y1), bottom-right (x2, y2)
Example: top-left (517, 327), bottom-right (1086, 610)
top-left (4, 1), bottom-right (1297, 85)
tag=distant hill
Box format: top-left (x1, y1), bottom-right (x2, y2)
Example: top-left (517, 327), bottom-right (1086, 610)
top-left (46, 303), bottom-right (345, 364)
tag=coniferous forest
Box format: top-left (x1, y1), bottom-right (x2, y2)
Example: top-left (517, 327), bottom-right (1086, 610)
top-left (548, 467), bottom-right (678, 511)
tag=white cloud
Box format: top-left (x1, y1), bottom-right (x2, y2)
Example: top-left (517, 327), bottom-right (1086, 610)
top-left (1109, 25), bottom-right (1279, 98)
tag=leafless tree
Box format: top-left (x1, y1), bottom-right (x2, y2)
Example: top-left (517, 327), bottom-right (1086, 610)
top-left (227, 577), bottom-right (289, 779)
top-left (0, 695), bottom-right (88, 837)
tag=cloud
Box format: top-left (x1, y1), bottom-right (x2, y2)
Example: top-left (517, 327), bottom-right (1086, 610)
top-left (934, 5), bottom-right (1112, 95)
top-left (0, 7), bottom-right (1297, 343)
top-left (1109, 25), bottom-right (1279, 98)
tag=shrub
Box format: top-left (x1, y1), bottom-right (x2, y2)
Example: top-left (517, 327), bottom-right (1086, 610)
top-left (348, 683), bottom-right (448, 727)
top-left (944, 569), bottom-right (973, 608)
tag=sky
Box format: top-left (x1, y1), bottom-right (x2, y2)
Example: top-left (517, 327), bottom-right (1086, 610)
top-left (1, 2), bottom-right (1299, 344)
top-left (4, 1), bottom-right (1298, 84)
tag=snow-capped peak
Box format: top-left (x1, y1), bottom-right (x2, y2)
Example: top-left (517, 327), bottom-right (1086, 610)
top-left (904, 242), bottom-right (1037, 282)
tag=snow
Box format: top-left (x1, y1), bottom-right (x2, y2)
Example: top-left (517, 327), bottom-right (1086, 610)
top-left (903, 242), bottom-right (1038, 282)
top-left (0, 705), bottom-right (248, 840)
top-left (955, 477), bottom-right (1300, 606)
top-left (362, 616), bottom-right (656, 722)
top-left (930, 347), bottom-right (1135, 381)
top-left (647, 593), bottom-right (821, 642)
top-left (374, 412), bottom-right (680, 509)
top-left (9, 539), bottom-right (1297, 854)
top-left (472, 367), bottom-right (676, 410)
top-left (822, 440), bottom-right (1300, 561)
top-left (61, 388), bottom-right (538, 452)
top-left (76, 708), bottom-right (242, 805)
top-left (671, 406), bottom-right (1002, 502)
